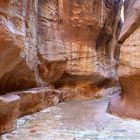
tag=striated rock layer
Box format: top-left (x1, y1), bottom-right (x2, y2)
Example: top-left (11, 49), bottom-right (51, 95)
top-left (0, 0), bottom-right (122, 94)
top-left (54, 0), bottom-right (122, 91)
top-left (108, 0), bottom-right (140, 119)
top-left (0, 87), bottom-right (61, 134)
top-left (0, 0), bottom-right (38, 93)
top-left (0, 0), bottom-right (123, 134)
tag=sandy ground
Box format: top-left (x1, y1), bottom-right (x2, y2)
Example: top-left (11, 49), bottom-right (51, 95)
top-left (1, 94), bottom-right (140, 140)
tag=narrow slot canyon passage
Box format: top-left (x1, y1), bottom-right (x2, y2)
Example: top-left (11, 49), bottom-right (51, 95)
top-left (0, 0), bottom-right (140, 139)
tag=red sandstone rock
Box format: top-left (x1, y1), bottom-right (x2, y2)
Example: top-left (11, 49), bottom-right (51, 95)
top-left (12, 88), bottom-right (45, 117)
top-left (8, 88), bottom-right (61, 117)
top-left (0, 94), bottom-right (20, 134)
top-left (108, 0), bottom-right (140, 119)
top-left (59, 86), bottom-right (99, 101)
top-left (0, 0), bottom-right (122, 94)
top-left (0, 0), bottom-right (38, 93)
top-left (0, 87), bottom-right (61, 134)
top-left (0, 0), bottom-right (124, 133)
top-left (43, 89), bottom-right (61, 108)
top-left (54, 0), bottom-right (122, 89)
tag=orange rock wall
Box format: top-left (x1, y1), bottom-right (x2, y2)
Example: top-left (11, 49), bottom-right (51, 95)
top-left (0, 0), bottom-right (122, 94)
top-left (108, 0), bottom-right (140, 119)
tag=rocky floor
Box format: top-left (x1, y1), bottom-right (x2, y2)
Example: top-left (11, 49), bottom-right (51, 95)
top-left (1, 94), bottom-right (140, 140)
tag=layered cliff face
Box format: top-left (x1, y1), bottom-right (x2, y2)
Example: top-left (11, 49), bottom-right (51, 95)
top-left (0, 0), bottom-right (38, 93)
top-left (0, 0), bottom-right (122, 95)
top-left (0, 0), bottom-right (124, 134)
top-left (55, 0), bottom-right (122, 91)
top-left (108, 0), bottom-right (140, 119)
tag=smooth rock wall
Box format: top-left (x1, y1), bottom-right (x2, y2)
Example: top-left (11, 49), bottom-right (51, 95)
top-left (108, 0), bottom-right (140, 119)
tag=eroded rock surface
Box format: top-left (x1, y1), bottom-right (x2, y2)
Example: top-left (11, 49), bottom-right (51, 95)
top-left (55, 0), bottom-right (122, 91)
top-left (0, 94), bottom-right (20, 134)
top-left (0, 87), bottom-right (61, 134)
top-left (0, 0), bottom-right (123, 134)
top-left (0, 0), bottom-right (38, 93)
top-left (0, 0), bottom-right (122, 94)
top-left (108, 0), bottom-right (140, 119)
top-left (2, 94), bottom-right (140, 139)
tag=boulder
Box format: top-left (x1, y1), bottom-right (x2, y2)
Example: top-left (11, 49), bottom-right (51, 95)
top-left (0, 87), bottom-right (61, 134)
top-left (0, 94), bottom-right (20, 134)
top-left (9, 88), bottom-right (61, 117)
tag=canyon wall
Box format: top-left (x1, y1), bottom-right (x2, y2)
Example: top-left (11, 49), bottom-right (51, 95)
top-left (0, 0), bottom-right (38, 93)
top-left (0, 0), bottom-right (123, 134)
top-left (108, 0), bottom-right (140, 119)
top-left (0, 0), bottom-right (122, 95)
top-left (1, 0), bottom-right (140, 132)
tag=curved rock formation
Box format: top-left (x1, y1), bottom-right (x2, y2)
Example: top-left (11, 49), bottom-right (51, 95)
top-left (54, 0), bottom-right (122, 93)
top-left (108, 0), bottom-right (140, 119)
top-left (0, 0), bottom-right (123, 134)
top-left (0, 0), bottom-right (122, 94)
top-left (0, 0), bottom-right (38, 93)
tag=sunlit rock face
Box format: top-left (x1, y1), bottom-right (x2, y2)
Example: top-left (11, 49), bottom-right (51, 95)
top-left (54, 0), bottom-right (122, 92)
top-left (108, 0), bottom-right (140, 119)
top-left (0, 0), bottom-right (38, 93)
top-left (37, 0), bottom-right (67, 87)
top-left (0, 0), bottom-right (122, 95)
